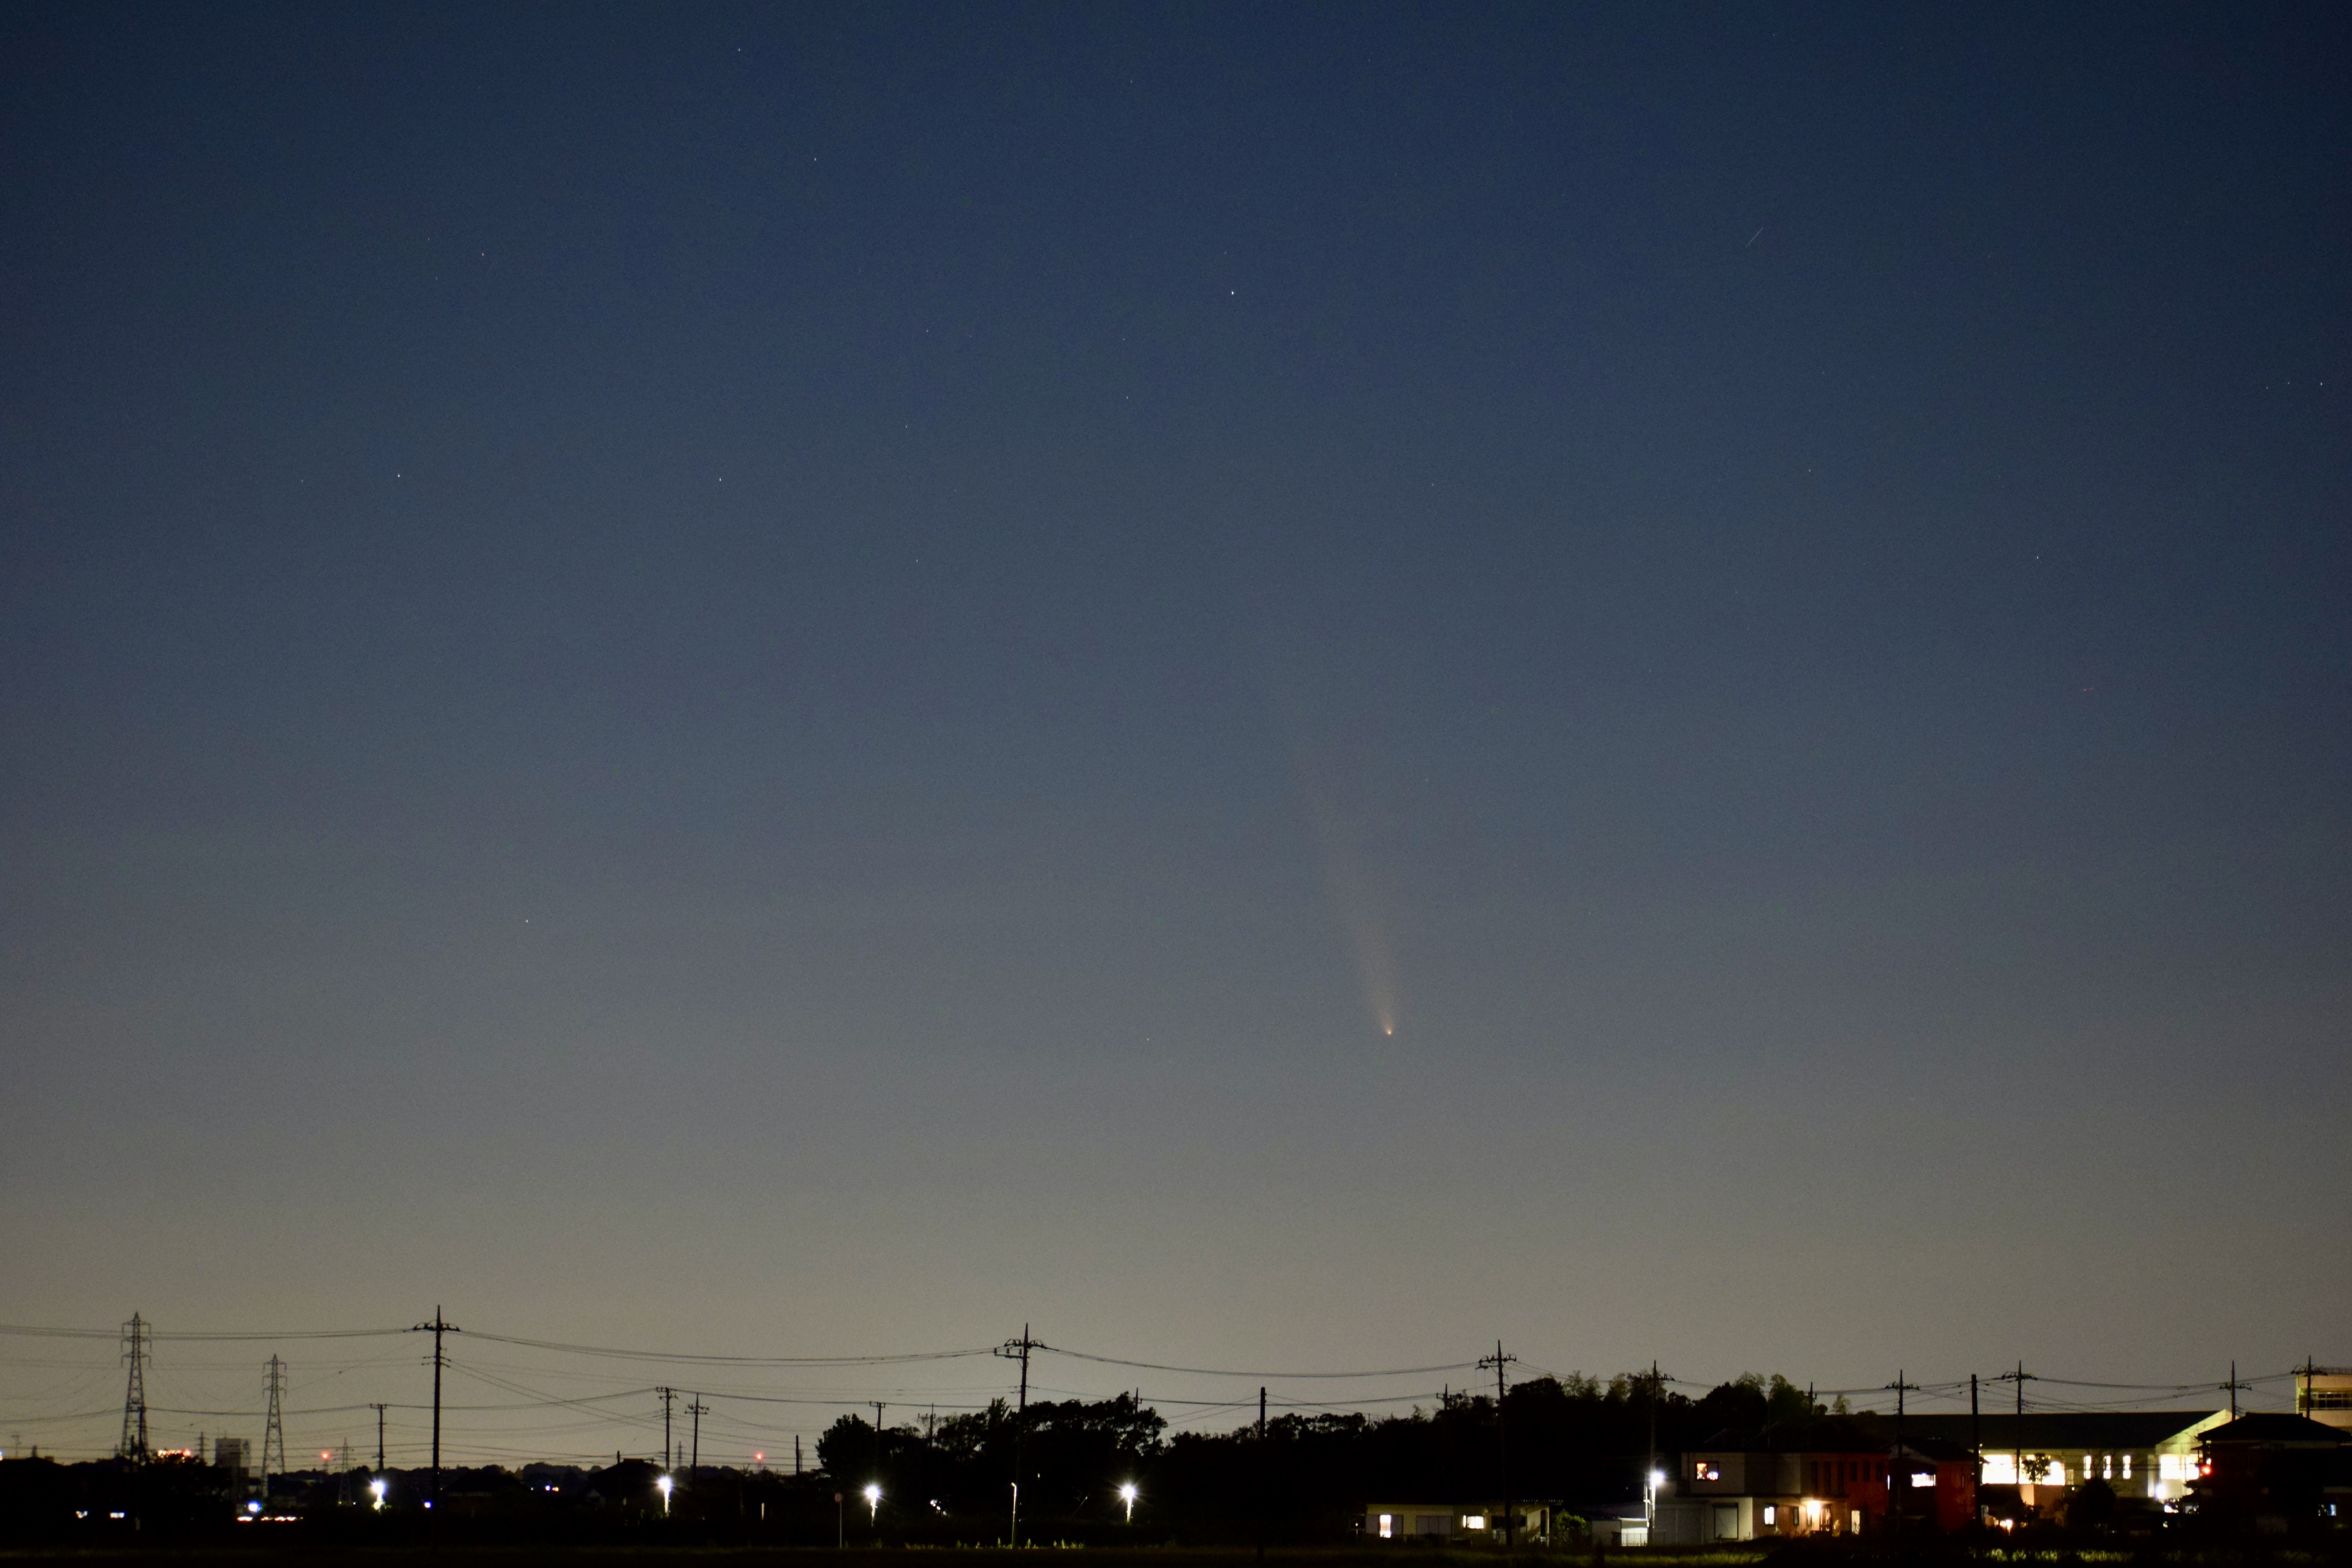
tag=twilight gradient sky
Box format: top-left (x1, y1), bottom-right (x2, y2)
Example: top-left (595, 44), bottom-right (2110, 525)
top-left (3, 4), bottom-right (2348, 1459)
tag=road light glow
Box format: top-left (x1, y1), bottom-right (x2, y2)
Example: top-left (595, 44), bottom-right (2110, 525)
top-left (369, 1478), bottom-right (387, 1511)
top-left (658, 1474), bottom-right (673, 1514)
top-left (864, 1481), bottom-right (882, 1521)
top-left (1119, 1482), bottom-right (1139, 1524)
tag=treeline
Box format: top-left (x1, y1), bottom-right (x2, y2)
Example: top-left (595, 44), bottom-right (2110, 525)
top-left (809, 1370), bottom-right (1832, 1539)
top-left (0, 1372), bottom-right (1838, 1546)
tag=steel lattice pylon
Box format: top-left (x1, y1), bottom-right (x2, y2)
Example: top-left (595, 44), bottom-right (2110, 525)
top-left (262, 1356), bottom-right (288, 1486)
top-left (117, 1314), bottom-right (151, 1463)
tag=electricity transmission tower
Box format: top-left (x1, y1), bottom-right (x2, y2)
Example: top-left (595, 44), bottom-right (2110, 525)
top-left (262, 1356), bottom-right (288, 1492)
top-left (117, 1314), bottom-right (151, 1463)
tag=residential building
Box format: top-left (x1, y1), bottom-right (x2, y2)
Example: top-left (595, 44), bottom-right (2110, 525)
top-left (2297, 1368), bottom-right (2352, 1435)
top-left (1362, 1501), bottom-right (1560, 1543)
top-left (2195, 1412), bottom-right (2352, 1530)
top-left (1653, 1417), bottom-right (1974, 1541)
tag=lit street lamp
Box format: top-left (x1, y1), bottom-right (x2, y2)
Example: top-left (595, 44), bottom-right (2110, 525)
top-left (864, 1481), bottom-right (882, 1523)
top-left (369, 1478), bottom-right (388, 1512)
top-left (657, 1474), bottom-right (673, 1515)
top-left (1118, 1482), bottom-right (1138, 1525)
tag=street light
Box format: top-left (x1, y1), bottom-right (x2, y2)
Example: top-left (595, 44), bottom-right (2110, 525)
top-left (369, 1478), bottom-right (388, 1512)
top-left (1118, 1482), bottom-right (1138, 1525)
top-left (657, 1474), bottom-right (673, 1515)
top-left (864, 1481), bottom-right (882, 1523)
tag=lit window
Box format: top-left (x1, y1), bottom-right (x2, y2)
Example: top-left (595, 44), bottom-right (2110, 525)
top-left (1982, 1454), bottom-right (2017, 1485)
top-left (1762, 1506), bottom-right (1776, 1525)
top-left (1911, 1472), bottom-right (1935, 1488)
top-left (1463, 1515), bottom-right (1486, 1530)
top-left (1693, 1461), bottom-right (1720, 1481)
top-left (2121, 1455), bottom-right (2131, 1479)
top-left (1378, 1515), bottom-right (1392, 1539)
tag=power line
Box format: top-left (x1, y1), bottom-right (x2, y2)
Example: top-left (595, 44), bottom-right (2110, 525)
top-left (1044, 1345), bottom-right (1484, 1380)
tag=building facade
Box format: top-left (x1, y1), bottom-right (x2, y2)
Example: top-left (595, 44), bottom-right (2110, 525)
top-left (1655, 1419), bottom-right (1974, 1541)
top-left (1362, 1502), bottom-right (1558, 1543)
top-left (1901, 1410), bottom-right (2229, 1510)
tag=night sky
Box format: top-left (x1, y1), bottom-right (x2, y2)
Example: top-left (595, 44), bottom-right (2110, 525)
top-left (4, 4), bottom-right (2347, 1461)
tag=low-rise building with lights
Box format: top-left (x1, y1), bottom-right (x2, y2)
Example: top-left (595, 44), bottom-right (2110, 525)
top-left (1901, 1409), bottom-right (2230, 1511)
top-left (1651, 1417), bottom-right (1975, 1542)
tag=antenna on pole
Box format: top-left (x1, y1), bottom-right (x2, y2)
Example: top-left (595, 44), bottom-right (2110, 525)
top-left (117, 1314), bottom-right (152, 1464)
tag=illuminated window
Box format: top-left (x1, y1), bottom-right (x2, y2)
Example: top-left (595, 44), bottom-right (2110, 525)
top-left (1911, 1472), bottom-right (1935, 1488)
top-left (1463, 1515), bottom-right (1486, 1530)
top-left (1378, 1515), bottom-right (1392, 1539)
top-left (1762, 1506), bottom-right (1776, 1525)
top-left (1982, 1454), bottom-right (2018, 1485)
top-left (1693, 1461), bottom-right (1720, 1482)
top-left (2121, 1455), bottom-right (2131, 1479)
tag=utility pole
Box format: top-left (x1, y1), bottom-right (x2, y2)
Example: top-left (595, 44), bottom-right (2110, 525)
top-left (1994, 1363), bottom-right (2035, 1487)
top-left (1969, 1374), bottom-right (1981, 1490)
top-left (688, 1396), bottom-right (708, 1475)
top-left (371, 1404), bottom-right (387, 1472)
top-left (1645, 1362), bottom-right (1664, 1529)
top-left (263, 1357), bottom-right (288, 1496)
top-left (2223, 1361), bottom-right (2249, 1421)
top-left (1479, 1342), bottom-right (1517, 1546)
top-left (656, 1388), bottom-right (677, 1470)
top-left (995, 1325), bottom-right (1042, 1546)
top-left (117, 1314), bottom-right (151, 1463)
top-left (411, 1307), bottom-right (458, 1535)
top-left (1256, 1386), bottom-right (1269, 1564)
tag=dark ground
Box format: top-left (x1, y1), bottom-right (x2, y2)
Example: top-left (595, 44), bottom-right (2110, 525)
top-left (5, 1544), bottom-right (2352, 1568)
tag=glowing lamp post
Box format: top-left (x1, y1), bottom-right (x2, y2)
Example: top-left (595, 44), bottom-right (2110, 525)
top-left (369, 1478), bottom-right (388, 1512)
top-left (1118, 1482), bottom-right (1139, 1525)
top-left (864, 1481), bottom-right (882, 1523)
top-left (657, 1474), bottom-right (673, 1515)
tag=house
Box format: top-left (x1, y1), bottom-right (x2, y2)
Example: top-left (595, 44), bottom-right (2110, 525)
top-left (1362, 1501), bottom-right (1561, 1543)
top-left (1652, 1417), bottom-right (1975, 1541)
top-left (1899, 1409), bottom-right (2229, 1510)
top-left (2193, 1412), bottom-right (2352, 1530)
